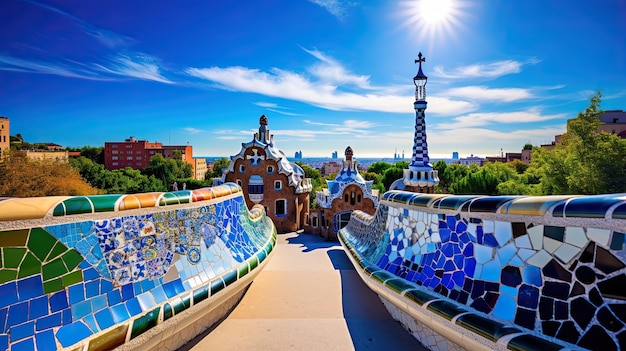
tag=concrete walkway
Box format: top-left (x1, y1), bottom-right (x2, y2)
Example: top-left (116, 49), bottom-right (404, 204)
top-left (181, 231), bottom-right (426, 351)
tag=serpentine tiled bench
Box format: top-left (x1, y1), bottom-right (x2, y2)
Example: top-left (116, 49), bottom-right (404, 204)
top-left (339, 191), bottom-right (626, 351)
top-left (0, 183), bottom-right (276, 351)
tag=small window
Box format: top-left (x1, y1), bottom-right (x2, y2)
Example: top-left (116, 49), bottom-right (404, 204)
top-left (112, 156), bottom-right (118, 160)
top-left (275, 199), bottom-right (287, 216)
top-left (357, 194), bottom-right (362, 202)
top-left (239, 165), bottom-right (245, 173)
top-left (344, 194), bottom-right (349, 202)
top-left (267, 165), bottom-right (274, 173)
top-left (237, 179), bottom-right (242, 187)
top-left (274, 181), bottom-right (282, 190)
top-left (312, 216), bottom-right (318, 227)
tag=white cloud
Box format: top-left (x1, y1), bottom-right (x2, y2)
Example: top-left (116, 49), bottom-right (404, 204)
top-left (183, 127), bottom-right (204, 134)
top-left (443, 86), bottom-right (533, 102)
top-left (309, 0), bottom-right (353, 18)
top-left (186, 61), bottom-right (476, 115)
top-left (442, 108), bottom-right (567, 128)
top-left (96, 54), bottom-right (173, 84)
top-left (302, 48), bottom-right (373, 88)
top-left (433, 59), bottom-right (539, 79)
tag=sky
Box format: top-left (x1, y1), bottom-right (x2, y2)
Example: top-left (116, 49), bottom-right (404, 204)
top-left (1, 0), bottom-right (625, 159)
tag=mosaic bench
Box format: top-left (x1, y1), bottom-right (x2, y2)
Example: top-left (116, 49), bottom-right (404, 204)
top-left (339, 191), bottom-right (626, 351)
top-left (0, 183), bottom-right (276, 351)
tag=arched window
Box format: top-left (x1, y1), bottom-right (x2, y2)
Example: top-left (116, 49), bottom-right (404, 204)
top-left (239, 165), bottom-right (245, 173)
top-left (274, 180), bottom-right (282, 190)
top-left (267, 165), bottom-right (274, 173)
top-left (344, 194), bottom-right (349, 202)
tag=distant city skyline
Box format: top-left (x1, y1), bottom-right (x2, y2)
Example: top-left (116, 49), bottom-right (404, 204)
top-left (1, 0), bottom-right (625, 158)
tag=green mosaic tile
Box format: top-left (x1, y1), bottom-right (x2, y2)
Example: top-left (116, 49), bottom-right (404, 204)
top-left (62, 250), bottom-right (84, 271)
top-left (238, 263), bottom-right (249, 278)
top-left (130, 306), bottom-right (161, 339)
top-left (47, 241), bottom-right (68, 261)
top-left (159, 193), bottom-right (179, 206)
top-left (0, 269), bottom-right (17, 284)
top-left (3, 247), bottom-right (26, 268)
top-left (248, 256), bottom-right (258, 270)
top-left (163, 303), bottom-right (173, 321)
top-left (87, 324), bottom-right (128, 351)
top-left (173, 296), bottom-right (191, 314)
top-left (62, 197), bottom-right (94, 215)
top-left (18, 252), bottom-right (41, 279)
top-left (193, 286), bottom-right (208, 304)
top-left (223, 269), bottom-right (237, 286)
top-left (87, 195), bottom-right (122, 213)
top-left (210, 278), bottom-right (225, 295)
top-left (0, 248), bottom-right (2, 268)
top-left (43, 277), bottom-right (64, 294)
top-left (62, 270), bottom-right (83, 287)
top-left (28, 228), bottom-right (59, 261)
top-left (0, 229), bottom-right (29, 246)
top-left (42, 257), bottom-right (69, 281)
top-left (53, 203), bottom-right (65, 216)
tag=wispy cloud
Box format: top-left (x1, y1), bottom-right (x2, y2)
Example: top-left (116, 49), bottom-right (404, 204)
top-left (433, 58), bottom-right (540, 79)
top-left (95, 54), bottom-right (173, 84)
top-left (309, 0), bottom-right (354, 18)
top-left (442, 108), bottom-right (567, 128)
top-left (0, 54), bottom-right (111, 81)
top-left (254, 102), bottom-right (302, 116)
top-left (186, 49), bottom-right (477, 115)
top-left (443, 86), bottom-right (533, 102)
top-left (183, 127), bottom-right (204, 134)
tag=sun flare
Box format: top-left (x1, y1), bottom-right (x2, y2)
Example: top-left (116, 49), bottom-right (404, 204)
top-left (399, 0), bottom-right (468, 44)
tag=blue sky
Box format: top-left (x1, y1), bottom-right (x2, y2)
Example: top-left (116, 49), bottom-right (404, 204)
top-left (1, 0), bottom-right (625, 159)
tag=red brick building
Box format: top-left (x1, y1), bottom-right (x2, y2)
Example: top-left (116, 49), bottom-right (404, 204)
top-left (218, 116), bottom-right (312, 233)
top-left (104, 136), bottom-right (193, 171)
top-left (306, 147), bottom-right (379, 240)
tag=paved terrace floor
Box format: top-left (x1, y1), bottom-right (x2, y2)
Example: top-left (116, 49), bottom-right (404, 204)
top-left (180, 231), bottom-right (426, 351)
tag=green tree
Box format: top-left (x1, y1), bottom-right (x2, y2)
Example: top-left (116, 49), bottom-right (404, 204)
top-left (532, 92), bottom-right (626, 194)
top-left (367, 161), bottom-right (392, 174)
top-left (208, 157), bottom-right (230, 180)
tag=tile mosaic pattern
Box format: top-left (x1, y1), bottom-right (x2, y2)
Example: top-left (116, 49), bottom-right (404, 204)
top-left (0, 184), bottom-right (274, 351)
top-left (340, 190), bottom-right (626, 351)
top-left (0, 184), bottom-right (241, 221)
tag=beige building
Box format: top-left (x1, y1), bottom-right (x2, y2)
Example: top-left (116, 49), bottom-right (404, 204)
top-left (0, 117), bottom-right (9, 158)
top-left (193, 157), bottom-right (208, 181)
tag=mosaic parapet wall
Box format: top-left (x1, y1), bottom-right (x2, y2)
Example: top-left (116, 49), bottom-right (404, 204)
top-left (0, 183), bottom-right (277, 351)
top-left (339, 191), bottom-right (626, 351)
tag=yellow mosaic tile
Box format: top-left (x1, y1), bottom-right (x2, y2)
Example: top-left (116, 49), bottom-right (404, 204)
top-left (133, 192), bottom-right (162, 208)
top-left (118, 195), bottom-right (141, 211)
top-left (0, 196), bottom-right (68, 221)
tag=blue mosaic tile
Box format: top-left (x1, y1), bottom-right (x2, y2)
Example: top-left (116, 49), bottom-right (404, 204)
top-left (17, 276), bottom-right (43, 301)
top-left (29, 296), bottom-right (48, 320)
top-left (110, 304), bottom-right (130, 324)
top-left (12, 337), bottom-right (35, 351)
top-left (95, 309), bottom-right (115, 330)
top-left (7, 302), bottom-right (28, 329)
top-left (35, 329), bottom-right (55, 351)
top-left (10, 321), bottom-right (34, 342)
top-left (83, 315), bottom-right (98, 333)
top-left (56, 321), bottom-right (93, 348)
top-left (35, 313), bottom-right (61, 331)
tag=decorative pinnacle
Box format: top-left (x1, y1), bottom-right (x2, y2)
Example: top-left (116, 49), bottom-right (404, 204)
top-left (415, 52), bottom-right (425, 67)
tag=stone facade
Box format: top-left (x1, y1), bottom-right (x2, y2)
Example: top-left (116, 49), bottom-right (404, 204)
top-left (306, 147), bottom-right (378, 240)
top-left (219, 115), bottom-right (312, 233)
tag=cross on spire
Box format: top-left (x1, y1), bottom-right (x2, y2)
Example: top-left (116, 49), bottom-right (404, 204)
top-left (415, 52), bottom-right (425, 68)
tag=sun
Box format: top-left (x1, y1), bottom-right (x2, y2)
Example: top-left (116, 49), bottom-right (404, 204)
top-left (399, 0), bottom-right (469, 44)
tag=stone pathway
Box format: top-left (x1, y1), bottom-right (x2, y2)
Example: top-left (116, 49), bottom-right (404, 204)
top-left (180, 231), bottom-right (426, 351)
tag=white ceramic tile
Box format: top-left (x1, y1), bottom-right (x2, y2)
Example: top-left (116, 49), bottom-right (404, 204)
top-left (587, 227), bottom-right (611, 247)
top-left (543, 237), bottom-right (562, 254)
top-left (528, 225), bottom-right (544, 250)
top-left (527, 249), bottom-right (552, 268)
top-left (554, 242), bottom-right (582, 264)
top-left (495, 221), bottom-right (513, 246)
top-left (565, 227), bottom-right (588, 247)
top-left (515, 235), bottom-right (532, 249)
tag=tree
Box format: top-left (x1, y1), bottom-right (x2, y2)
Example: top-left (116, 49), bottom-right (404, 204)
top-left (367, 161), bottom-right (392, 174)
top-left (507, 159), bottom-right (529, 174)
top-left (531, 92), bottom-right (626, 194)
top-left (0, 152), bottom-right (100, 196)
top-left (209, 157), bottom-right (230, 179)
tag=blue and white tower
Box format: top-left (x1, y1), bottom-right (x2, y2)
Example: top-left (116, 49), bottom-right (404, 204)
top-left (402, 52), bottom-right (439, 193)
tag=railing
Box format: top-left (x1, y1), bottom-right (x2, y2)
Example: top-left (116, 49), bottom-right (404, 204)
top-left (0, 183), bottom-right (276, 351)
top-left (339, 191), bottom-right (626, 351)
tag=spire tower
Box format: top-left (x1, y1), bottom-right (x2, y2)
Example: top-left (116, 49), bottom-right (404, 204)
top-left (402, 52), bottom-right (439, 193)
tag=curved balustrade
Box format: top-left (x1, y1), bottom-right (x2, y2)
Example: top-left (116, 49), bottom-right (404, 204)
top-left (339, 191), bottom-right (626, 351)
top-left (0, 183), bottom-right (276, 351)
